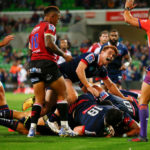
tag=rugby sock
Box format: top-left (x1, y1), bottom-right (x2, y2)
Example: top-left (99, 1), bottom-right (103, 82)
top-left (57, 100), bottom-right (69, 128)
top-left (139, 104), bottom-right (149, 138)
top-left (0, 118), bottom-right (19, 130)
top-left (30, 104), bottom-right (42, 129)
top-left (0, 109), bottom-right (13, 119)
top-left (0, 105), bottom-right (9, 110)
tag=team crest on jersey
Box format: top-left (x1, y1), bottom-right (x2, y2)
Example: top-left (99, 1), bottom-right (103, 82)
top-left (85, 54), bottom-right (95, 63)
top-left (49, 24), bottom-right (55, 32)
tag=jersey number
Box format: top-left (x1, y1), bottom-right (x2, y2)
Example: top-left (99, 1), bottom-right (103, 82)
top-left (87, 106), bottom-right (103, 116)
top-left (31, 33), bottom-right (39, 49)
top-left (123, 101), bottom-right (133, 113)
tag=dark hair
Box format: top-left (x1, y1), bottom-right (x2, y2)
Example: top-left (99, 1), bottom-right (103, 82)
top-left (110, 29), bottom-right (119, 34)
top-left (101, 45), bottom-right (118, 56)
top-left (99, 30), bottom-right (109, 37)
top-left (44, 6), bottom-right (60, 16)
top-left (105, 108), bottom-right (123, 127)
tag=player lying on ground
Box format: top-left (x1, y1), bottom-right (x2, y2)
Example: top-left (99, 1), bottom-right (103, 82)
top-left (44, 86), bottom-right (140, 137)
top-left (0, 92), bottom-right (117, 137)
top-left (0, 86), bottom-right (139, 137)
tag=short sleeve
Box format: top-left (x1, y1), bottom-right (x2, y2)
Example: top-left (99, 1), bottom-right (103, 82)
top-left (81, 53), bottom-right (96, 66)
top-left (44, 24), bottom-right (56, 37)
top-left (139, 19), bottom-right (150, 32)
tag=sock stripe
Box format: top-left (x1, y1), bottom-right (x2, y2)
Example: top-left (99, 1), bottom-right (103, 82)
top-left (139, 104), bottom-right (148, 110)
top-left (33, 103), bottom-right (42, 107)
top-left (57, 100), bottom-right (68, 104)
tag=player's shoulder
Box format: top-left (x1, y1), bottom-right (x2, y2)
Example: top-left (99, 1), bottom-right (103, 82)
top-left (118, 42), bottom-right (127, 50)
top-left (92, 42), bottom-right (101, 48)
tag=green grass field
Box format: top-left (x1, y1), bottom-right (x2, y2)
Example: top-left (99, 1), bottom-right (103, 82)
top-left (0, 92), bottom-right (150, 150)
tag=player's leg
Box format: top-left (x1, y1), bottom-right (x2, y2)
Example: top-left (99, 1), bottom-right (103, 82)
top-left (40, 89), bottom-right (57, 116)
top-left (27, 81), bottom-right (45, 137)
top-left (0, 82), bottom-right (7, 106)
top-left (138, 82), bottom-right (150, 139)
top-left (50, 76), bottom-right (76, 136)
top-left (65, 79), bottom-right (78, 104)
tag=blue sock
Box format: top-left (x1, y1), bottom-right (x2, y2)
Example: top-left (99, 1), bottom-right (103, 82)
top-left (0, 118), bottom-right (19, 130)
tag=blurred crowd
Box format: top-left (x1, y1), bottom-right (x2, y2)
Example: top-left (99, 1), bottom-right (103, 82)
top-left (0, 0), bottom-right (149, 11)
top-left (0, 33), bottom-right (149, 91)
top-left (75, 0), bottom-right (150, 9)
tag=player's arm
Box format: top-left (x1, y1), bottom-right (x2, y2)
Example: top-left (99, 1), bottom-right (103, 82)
top-left (120, 52), bottom-right (132, 70)
top-left (103, 78), bottom-right (132, 101)
top-left (76, 61), bottom-right (99, 97)
top-left (73, 126), bottom-right (84, 136)
top-left (45, 35), bottom-right (72, 62)
top-left (123, 120), bottom-right (140, 137)
top-left (0, 35), bottom-right (14, 48)
top-left (123, 0), bottom-right (139, 27)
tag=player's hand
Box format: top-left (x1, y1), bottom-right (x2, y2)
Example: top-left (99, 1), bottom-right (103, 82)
top-left (125, 0), bottom-right (136, 9)
top-left (2, 35), bottom-right (14, 46)
top-left (123, 96), bottom-right (133, 102)
top-left (120, 65), bottom-right (126, 70)
top-left (87, 86), bottom-right (99, 97)
top-left (63, 53), bottom-right (73, 62)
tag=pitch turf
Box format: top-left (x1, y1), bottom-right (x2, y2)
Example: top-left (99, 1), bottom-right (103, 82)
top-left (0, 92), bottom-right (150, 150)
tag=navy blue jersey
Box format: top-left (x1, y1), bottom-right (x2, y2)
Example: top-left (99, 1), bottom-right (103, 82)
top-left (103, 93), bottom-right (139, 122)
top-left (59, 53), bottom-right (108, 83)
top-left (69, 93), bottom-right (114, 136)
top-left (101, 42), bottom-right (128, 74)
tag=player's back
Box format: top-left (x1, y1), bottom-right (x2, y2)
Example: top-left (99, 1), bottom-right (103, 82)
top-left (29, 21), bottom-right (56, 62)
top-left (69, 93), bottom-right (114, 135)
top-left (106, 93), bottom-right (139, 122)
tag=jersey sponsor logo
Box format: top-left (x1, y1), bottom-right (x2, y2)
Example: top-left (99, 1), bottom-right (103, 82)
top-left (49, 24), bottom-right (55, 32)
top-left (46, 74), bottom-right (53, 81)
top-left (99, 91), bottom-right (109, 101)
top-left (31, 77), bottom-right (40, 83)
top-left (29, 67), bottom-right (41, 73)
top-left (85, 54), bottom-right (95, 64)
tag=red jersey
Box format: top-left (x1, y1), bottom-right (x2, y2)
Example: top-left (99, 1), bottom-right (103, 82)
top-left (139, 19), bottom-right (150, 47)
top-left (29, 21), bottom-right (57, 62)
top-left (87, 42), bottom-right (101, 54)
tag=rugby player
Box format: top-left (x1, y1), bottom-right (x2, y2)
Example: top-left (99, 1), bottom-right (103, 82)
top-left (87, 30), bottom-right (109, 54)
top-left (27, 6), bottom-right (73, 137)
top-left (100, 29), bottom-right (132, 89)
top-left (56, 39), bottom-right (72, 64)
top-left (124, 0), bottom-right (150, 142)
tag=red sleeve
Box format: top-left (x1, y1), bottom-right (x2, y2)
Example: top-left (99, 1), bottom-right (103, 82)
top-left (44, 23), bottom-right (56, 37)
top-left (139, 19), bottom-right (150, 32)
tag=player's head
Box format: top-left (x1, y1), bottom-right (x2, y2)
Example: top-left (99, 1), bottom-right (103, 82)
top-left (104, 108), bottom-right (124, 128)
top-left (60, 39), bottom-right (68, 51)
top-left (109, 29), bottom-right (119, 46)
top-left (44, 6), bottom-right (60, 26)
top-left (99, 45), bottom-right (118, 66)
top-left (99, 30), bottom-right (109, 45)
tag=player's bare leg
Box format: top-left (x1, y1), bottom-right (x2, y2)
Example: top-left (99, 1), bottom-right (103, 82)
top-left (65, 79), bottom-right (78, 104)
top-left (50, 76), bottom-right (76, 136)
top-left (27, 81), bottom-right (45, 137)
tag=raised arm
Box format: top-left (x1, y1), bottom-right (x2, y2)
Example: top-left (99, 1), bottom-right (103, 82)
top-left (45, 35), bottom-right (72, 62)
top-left (0, 35), bottom-right (14, 48)
top-left (123, 0), bottom-right (139, 27)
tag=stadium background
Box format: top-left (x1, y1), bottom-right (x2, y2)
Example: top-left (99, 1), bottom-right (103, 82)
top-left (0, 0), bottom-right (150, 92)
top-left (0, 0), bottom-right (150, 150)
